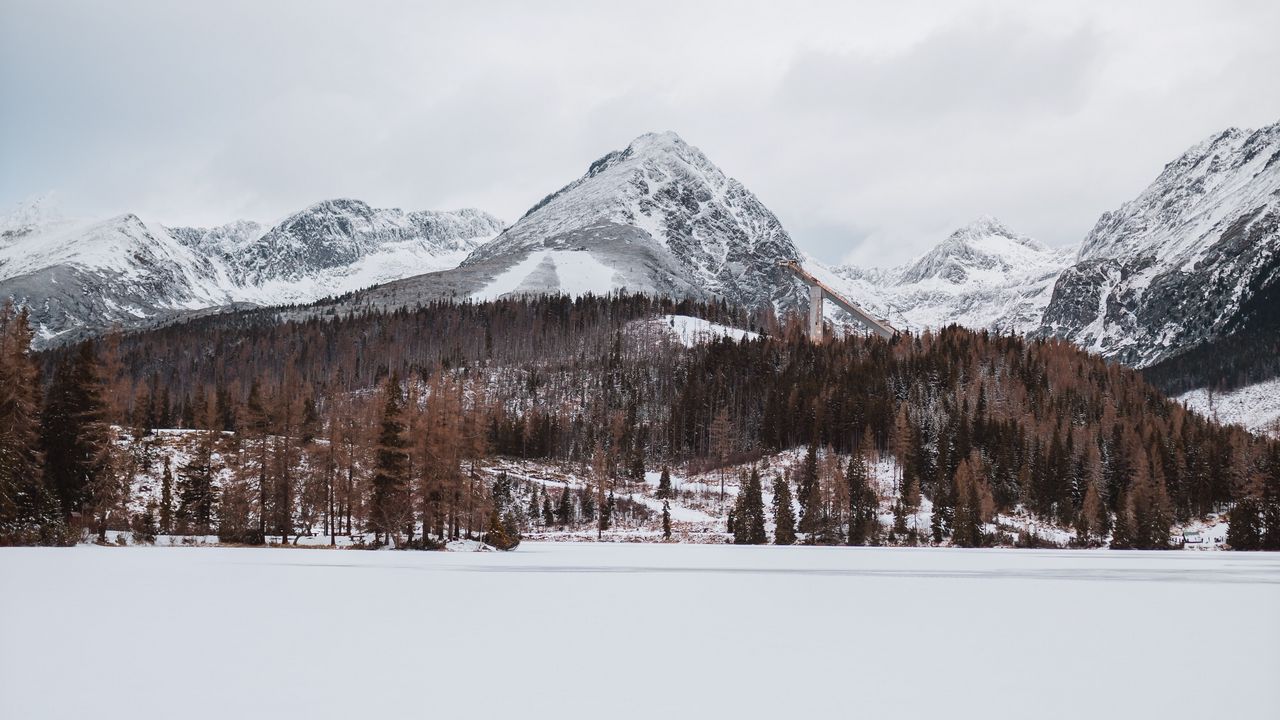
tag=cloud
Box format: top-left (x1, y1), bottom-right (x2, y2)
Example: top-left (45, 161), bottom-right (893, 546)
top-left (2, 0), bottom-right (1279, 268)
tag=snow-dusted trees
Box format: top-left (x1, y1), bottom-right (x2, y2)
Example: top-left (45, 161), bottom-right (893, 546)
top-left (13, 292), bottom-right (1277, 550)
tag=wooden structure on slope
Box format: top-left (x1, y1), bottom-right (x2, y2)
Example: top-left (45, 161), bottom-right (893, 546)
top-left (779, 260), bottom-right (897, 341)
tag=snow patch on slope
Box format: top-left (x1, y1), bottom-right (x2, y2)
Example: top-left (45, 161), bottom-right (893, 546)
top-left (1178, 377), bottom-right (1280, 437)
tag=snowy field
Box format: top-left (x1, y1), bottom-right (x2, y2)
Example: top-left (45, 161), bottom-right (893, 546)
top-left (2, 544), bottom-right (1277, 720)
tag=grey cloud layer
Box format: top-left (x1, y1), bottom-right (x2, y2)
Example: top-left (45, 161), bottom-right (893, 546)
top-left (2, 0), bottom-right (1277, 266)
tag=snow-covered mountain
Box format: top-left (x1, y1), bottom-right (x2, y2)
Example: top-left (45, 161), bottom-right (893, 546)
top-left (821, 217), bottom-right (1074, 334)
top-left (1038, 122), bottom-right (1280, 367)
top-left (368, 132), bottom-right (807, 312)
top-left (0, 198), bottom-right (502, 343)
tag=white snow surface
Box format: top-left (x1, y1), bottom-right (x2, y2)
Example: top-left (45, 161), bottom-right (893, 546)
top-left (471, 249), bottom-right (620, 301)
top-left (2, 543), bottom-right (1276, 719)
top-left (656, 314), bottom-right (761, 347)
top-left (1179, 377), bottom-right (1280, 437)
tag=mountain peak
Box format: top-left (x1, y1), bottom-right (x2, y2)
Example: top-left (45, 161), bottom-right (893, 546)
top-left (898, 217), bottom-right (1051, 285)
top-left (464, 131), bottom-right (804, 312)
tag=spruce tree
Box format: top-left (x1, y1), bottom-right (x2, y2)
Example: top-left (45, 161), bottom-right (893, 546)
top-left (159, 457), bottom-right (173, 534)
top-left (662, 500), bottom-right (672, 540)
top-left (542, 495), bottom-right (555, 527)
top-left (39, 342), bottom-right (111, 520)
top-left (847, 453), bottom-right (876, 546)
top-left (797, 443), bottom-right (821, 535)
top-left (178, 432), bottom-right (216, 535)
top-left (740, 468), bottom-right (767, 544)
top-left (556, 486), bottom-right (572, 527)
top-left (656, 466), bottom-right (672, 500)
top-left (772, 475), bottom-right (796, 545)
top-left (599, 491), bottom-right (615, 533)
top-left (369, 373), bottom-right (409, 545)
top-left (1226, 498), bottom-right (1262, 550)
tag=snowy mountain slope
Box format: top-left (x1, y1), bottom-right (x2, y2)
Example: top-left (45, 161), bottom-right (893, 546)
top-left (1038, 122), bottom-right (1280, 367)
top-left (820, 217), bottom-right (1074, 334)
top-left (0, 198), bottom-right (502, 343)
top-left (0, 213), bottom-right (234, 342)
top-left (1178, 378), bottom-right (1280, 438)
top-left (456, 132), bottom-right (808, 312)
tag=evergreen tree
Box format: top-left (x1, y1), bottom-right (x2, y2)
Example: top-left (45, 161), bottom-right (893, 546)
top-left (599, 491), bottom-right (615, 533)
top-left (847, 453), bottom-right (876, 546)
top-left (178, 432), bottom-right (216, 535)
top-left (159, 456), bottom-right (173, 534)
top-left (556, 486), bottom-right (572, 527)
top-left (628, 446), bottom-right (645, 486)
top-left (39, 342), bottom-right (111, 520)
top-left (527, 484), bottom-right (540, 519)
top-left (797, 443), bottom-right (821, 535)
top-left (369, 373), bottom-right (409, 545)
top-left (483, 506), bottom-right (521, 550)
top-left (662, 500), bottom-right (672, 540)
top-left (1226, 498), bottom-right (1262, 550)
top-left (735, 468), bottom-right (767, 545)
top-left (656, 466), bottom-right (672, 500)
top-left (772, 474), bottom-right (796, 545)
top-left (578, 486), bottom-right (596, 524)
top-left (541, 495), bottom-right (555, 527)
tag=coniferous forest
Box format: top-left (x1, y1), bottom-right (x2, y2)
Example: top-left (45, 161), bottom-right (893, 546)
top-left (2, 294), bottom-right (1278, 550)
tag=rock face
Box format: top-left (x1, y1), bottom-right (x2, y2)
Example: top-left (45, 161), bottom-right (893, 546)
top-left (458, 131), bottom-right (807, 313)
top-left (823, 217), bottom-right (1073, 335)
top-left (0, 198), bottom-right (502, 344)
top-left (1037, 122), bottom-right (1280, 367)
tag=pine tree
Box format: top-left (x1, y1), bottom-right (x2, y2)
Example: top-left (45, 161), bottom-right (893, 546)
top-left (556, 486), bottom-right (572, 527)
top-left (541, 495), bottom-right (555, 527)
top-left (772, 474), bottom-right (796, 545)
top-left (797, 443), bottom-right (821, 535)
top-left (527, 484), bottom-right (540, 519)
top-left (662, 500), bottom-right (672, 540)
top-left (656, 466), bottom-right (672, 500)
top-left (41, 342), bottom-right (117, 540)
top-left (599, 491), bottom-right (615, 534)
top-left (483, 505), bottom-right (521, 551)
top-left (1226, 498), bottom-right (1262, 550)
top-left (178, 432), bottom-right (216, 535)
top-left (736, 468), bottom-right (767, 545)
top-left (369, 373), bottom-right (409, 545)
top-left (159, 457), bottom-right (173, 534)
top-left (628, 446), bottom-right (645, 487)
top-left (847, 453), bottom-right (876, 546)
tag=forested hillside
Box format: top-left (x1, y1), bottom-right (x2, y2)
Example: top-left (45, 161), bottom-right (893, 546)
top-left (3, 295), bottom-right (1278, 550)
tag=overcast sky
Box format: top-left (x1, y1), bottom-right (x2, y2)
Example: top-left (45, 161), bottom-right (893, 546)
top-left (2, 0), bottom-right (1278, 266)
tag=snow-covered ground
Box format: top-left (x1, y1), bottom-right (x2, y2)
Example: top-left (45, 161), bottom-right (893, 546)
top-left (1179, 377), bottom-right (1280, 438)
top-left (655, 313), bottom-right (761, 347)
top-left (1, 543), bottom-right (1275, 719)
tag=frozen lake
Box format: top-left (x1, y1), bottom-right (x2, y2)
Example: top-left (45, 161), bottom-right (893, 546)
top-left (2, 543), bottom-right (1277, 719)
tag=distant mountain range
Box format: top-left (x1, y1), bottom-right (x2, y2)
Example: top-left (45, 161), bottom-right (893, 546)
top-left (4, 123), bottom-right (1278, 429)
top-left (0, 198), bottom-right (502, 343)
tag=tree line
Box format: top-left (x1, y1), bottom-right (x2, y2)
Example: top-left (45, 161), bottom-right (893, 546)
top-left (3, 294), bottom-right (1278, 549)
